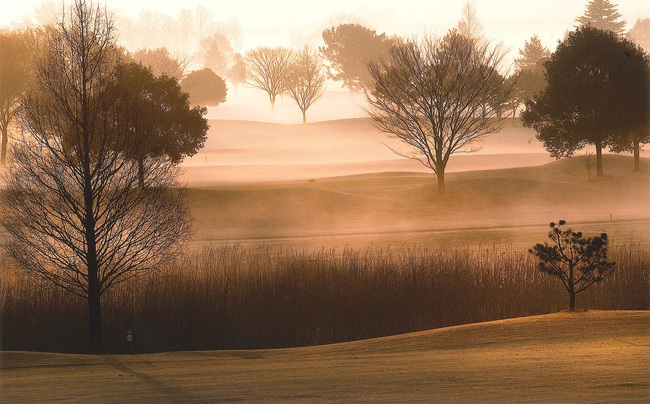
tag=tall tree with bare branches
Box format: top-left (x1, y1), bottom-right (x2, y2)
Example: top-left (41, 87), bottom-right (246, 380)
top-left (456, 1), bottom-right (484, 42)
top-left (0, 29), bottom-right (33, 165)
top-left (366, 31), bottom-right (513, 197)
top-left (0, 0), bottom-right (192, 353)
top-left (245, 46), bottom-right (295, 111)
top-left (286, 47), bottom-right (327, 124)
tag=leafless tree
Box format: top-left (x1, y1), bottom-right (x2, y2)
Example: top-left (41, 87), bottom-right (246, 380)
top-left (366, 32), bottom-right (513, 197)
top-left (0, 29), bottom-right (33, 165)
top-left (457, 1), bottom-right (484, 42)
top-left (581, 151), bottom-right (596, 181)
top-left (0, 0), bottom-right (192, 353)
top-left (286, 47), bottom-right (327, 124)
top-left (216, 18), bottom-right (243, 53)
top-left (245, 46), bottom-right (295, 111)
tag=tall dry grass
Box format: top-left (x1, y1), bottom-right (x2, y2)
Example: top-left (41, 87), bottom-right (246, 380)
top-left (1, 244), bottom-right (647, 353)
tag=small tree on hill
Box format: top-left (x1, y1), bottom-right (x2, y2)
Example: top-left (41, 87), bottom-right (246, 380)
top-left (580, 152), bottom-right (596, 181)
top-left (245, 46), bottom-right (295, 111)
top-left (512, 35), bottom-right (550, 116)
top-left (530, 220), bottom-right (615, 311)
top-left (286, 47), bottom-right (327, 124)
top-left (366, 31), bottom-right (513, 197)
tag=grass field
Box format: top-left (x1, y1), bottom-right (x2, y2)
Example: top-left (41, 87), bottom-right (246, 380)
top-left (1, 116), bottom-right (649, 402)
top-left (186, 154), bottom-right (650, 250)
top-left (2, 311), bottom-right (648, 403)
top-left (174, 117), bottom-right (650, 250)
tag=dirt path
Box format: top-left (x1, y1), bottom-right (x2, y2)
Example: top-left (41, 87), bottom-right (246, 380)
top-left (2, 311), bottom-right (648, 403)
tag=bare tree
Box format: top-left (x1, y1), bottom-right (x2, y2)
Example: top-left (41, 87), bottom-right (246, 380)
top-left (245, 46), bottom-right (295, 111)
top-left (581, 151), bottom-right (596, 181)
top-left (216, 18), bottom-right (243, 53)
top-left (0, 29), bottom-right (33, 165)
top-left (286, 47), bottom-right (327, 124)
top-left (0, 0), bottom-right (192, 353)
top-left (193, 4), bottom-right (215, 46)
top-left (457, 1), bottom-right (484, 41)
top-left (366, 32), bottom-right (513, 197)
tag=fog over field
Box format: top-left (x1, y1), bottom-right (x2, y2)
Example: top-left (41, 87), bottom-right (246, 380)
top-left (176, 93), bottom-right (650, 251)
top-left (183, 90), bottom-right (557, 184)
top-left (1, 1), bottom-right (649, 402)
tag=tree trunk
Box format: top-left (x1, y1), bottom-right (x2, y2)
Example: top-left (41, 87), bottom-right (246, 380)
top-left (138, 158), bottom-right (145, 188)
top-left (87, 274), bottom-right (102, 353)
top-left (84, 171), bottom-right (102, 353)
top-left (436, 169), bottom-right (446, 198)
top-left (270, 95), bottom-right (276, 112)
top-left (633, 138), bottom-right (640, 172)
top-left (595, 142), bottom-right (604, 177)
top-left (302, 110), bottom-right (306, 124)
top-left (1, 124), bottom-right (8, 165)
top-left (569, 290), bottom-right (576, 311)
top-left (568, 262), bottom-right (576, 311)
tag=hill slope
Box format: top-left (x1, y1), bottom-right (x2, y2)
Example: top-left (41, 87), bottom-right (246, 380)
top-left (2, 311), bottom-right (648, 403)
top-left (188, 155), bottom-right (650, 249)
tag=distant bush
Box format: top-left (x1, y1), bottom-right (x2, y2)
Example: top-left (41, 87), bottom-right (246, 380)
top-left (1, 244), bottom-right (648, 353)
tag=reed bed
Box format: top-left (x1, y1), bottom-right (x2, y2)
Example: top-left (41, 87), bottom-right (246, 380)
top-left (1, 244), bottom-right (647, 353)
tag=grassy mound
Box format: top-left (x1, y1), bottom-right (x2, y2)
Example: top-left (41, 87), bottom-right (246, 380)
top-left (2, 311), bottom-right (648, 403)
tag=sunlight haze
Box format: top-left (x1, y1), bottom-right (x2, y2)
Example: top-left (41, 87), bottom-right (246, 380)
top-left (3, 0), bottom-right (649, 56)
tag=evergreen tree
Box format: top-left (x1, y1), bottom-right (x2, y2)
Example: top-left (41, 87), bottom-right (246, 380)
top-left (530, 221), bottom-right (615, 311)
top-left (514, 35), bottom-right (550, 74)
top-left (512, 35), bottom-right (551, 114)
top-left (575, 0), bottom-right (626, 35)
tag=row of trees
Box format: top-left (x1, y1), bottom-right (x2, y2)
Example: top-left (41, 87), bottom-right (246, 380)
top-left (241, 23), bottom-right (391, 123)
top-left (363, 0), bottom-right (649, 198)
top-left (522, 26), bottom-right (649, 175)
top-left (245, 46), bottom-right (326, 123)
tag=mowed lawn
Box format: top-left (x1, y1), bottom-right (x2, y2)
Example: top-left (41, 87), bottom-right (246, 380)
top-left (179, 117), bottom-right (650, 250)
top-left (2, 311), bottom-right (648, 403)
top-left (186, 154), bottom-right (650, 250)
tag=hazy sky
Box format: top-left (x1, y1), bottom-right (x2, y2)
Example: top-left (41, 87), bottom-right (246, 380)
top-left (2, 0), bottom-right (649, 62)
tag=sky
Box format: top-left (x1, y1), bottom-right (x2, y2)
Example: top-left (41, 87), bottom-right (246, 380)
top-left (2, 0), bottom-right (648, 61)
